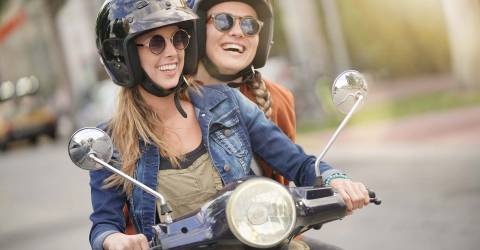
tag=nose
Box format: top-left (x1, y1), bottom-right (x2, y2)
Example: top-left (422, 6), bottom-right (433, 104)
top-left (228, 19), bottom-right (244, 37)
top-left (162, 38), bottom-right (178, 57)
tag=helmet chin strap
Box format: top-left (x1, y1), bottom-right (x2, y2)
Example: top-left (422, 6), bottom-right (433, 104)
top-left (140, 75), bottom-right (188, 118)
top-left (202, 57), bottom-right (254, 83)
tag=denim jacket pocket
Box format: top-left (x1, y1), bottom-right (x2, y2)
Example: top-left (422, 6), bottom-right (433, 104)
top-left (210, 115), bottom-right (250, 171)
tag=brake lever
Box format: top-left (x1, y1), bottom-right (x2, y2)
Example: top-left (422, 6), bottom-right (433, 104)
top-left (368, 189), bottom-right (382, 205)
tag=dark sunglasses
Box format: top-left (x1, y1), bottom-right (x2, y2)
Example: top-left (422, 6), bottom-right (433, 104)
top-left (136, 29), bottom-right (191, 55)
top-left (208, 12), bottom-right (263, 36)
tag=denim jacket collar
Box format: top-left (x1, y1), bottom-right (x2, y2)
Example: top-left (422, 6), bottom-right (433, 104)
top-left (188, 85), bottom-right (229, 112)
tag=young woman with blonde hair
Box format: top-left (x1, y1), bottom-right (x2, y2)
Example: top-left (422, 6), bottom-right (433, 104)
top-left (91, 1), bottom-right (370, 249)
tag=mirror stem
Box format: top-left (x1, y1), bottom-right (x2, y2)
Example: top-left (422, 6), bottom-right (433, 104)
top-left (88, 153), bottom-right (173, 223)
top-left (315, 94), bottom-right (364, 177)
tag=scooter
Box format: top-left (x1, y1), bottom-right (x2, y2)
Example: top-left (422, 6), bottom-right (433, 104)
top-left (68, 70), bottom-right (381, 249)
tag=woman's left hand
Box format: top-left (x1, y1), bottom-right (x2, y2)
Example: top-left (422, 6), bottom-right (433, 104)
top-left (329, 179), bottom-right (370, 214)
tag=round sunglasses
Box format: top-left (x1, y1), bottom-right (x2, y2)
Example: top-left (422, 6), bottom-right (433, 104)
top-left (208, 12), bottom-right (263, 36)
top-left (136, 29), bottom-right (191, 55)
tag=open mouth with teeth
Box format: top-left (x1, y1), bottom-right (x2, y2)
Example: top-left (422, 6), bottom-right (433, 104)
top-left (157, 63), bottom-right (178, 71)
top-left (222, 43), bottom-right (245, 54)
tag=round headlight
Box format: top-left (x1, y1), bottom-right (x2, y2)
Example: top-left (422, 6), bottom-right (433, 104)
top-left (226, 178), bottom-right (296, 248)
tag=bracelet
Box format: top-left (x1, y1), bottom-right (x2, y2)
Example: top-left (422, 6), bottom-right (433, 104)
top-left (323, 173), bottom-right (350, 187)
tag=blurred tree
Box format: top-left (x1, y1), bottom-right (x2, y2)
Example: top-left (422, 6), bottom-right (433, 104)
top-left (0, 1), bottom-right (9, 14)
top-left (320, 0), bottom-right (351, 74)
top-left (43, 0), bottom-right (76, 130)
top-left (442, 0), bottom-right (480, 89)
top-left (277, 0), bottom-right (330, 121)
top-left (43, 0), bottom-right (68, 92)
top-left (269, 1), bottom-right (287, 57)
top-left (45, 0), bottom-right (66, 14)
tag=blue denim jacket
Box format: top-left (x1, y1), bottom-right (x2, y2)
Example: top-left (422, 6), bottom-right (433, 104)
top-left (89, 85), bottom-right (338, 249)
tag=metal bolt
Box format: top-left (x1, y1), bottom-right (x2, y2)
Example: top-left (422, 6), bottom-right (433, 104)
top-left (223, 129), bottom-right (232, 137)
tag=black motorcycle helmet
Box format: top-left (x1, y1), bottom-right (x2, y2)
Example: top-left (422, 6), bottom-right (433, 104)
top-left (192, 0), bottom-right (273, 80)
top-left (96, 0), bottom-right (199, 91)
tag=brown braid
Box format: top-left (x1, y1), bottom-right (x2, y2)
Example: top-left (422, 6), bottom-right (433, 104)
top-left (244, 70), bottom-right (273, 119)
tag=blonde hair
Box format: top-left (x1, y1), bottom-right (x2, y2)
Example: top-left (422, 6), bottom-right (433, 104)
top-left (245, 70), bottom-right (272, 118)
top-left (103, 79), bottom-right (197, 197)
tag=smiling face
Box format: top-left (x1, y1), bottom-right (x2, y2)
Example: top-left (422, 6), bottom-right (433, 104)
top-left (135, 25), bottom-right (185, 90)
top-left (205, 1), bottom-right (259, 75)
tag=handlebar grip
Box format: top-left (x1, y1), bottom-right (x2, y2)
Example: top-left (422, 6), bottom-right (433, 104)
top-left (368, 189), bottom-right (382, 205)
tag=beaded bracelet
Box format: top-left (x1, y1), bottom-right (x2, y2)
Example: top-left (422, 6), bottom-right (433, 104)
top-left (324, 173), bottom-right (350, 187)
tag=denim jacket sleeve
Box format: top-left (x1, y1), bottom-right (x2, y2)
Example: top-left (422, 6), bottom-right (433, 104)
top-left (89, 166), bottom-right (127, 250)
top-left (231, 89), bottom-right (339, 186)
top-left (89, 124), bottom-right (127, 250)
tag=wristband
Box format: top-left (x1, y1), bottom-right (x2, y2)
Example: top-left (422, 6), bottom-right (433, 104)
top-left (323, 172), bottom-right (350, 187)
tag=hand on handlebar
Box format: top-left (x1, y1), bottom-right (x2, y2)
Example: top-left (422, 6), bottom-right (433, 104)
top-left (329, 179), bottom-right (372, 215)
top-left (103, 232), bottom-right (149, 250)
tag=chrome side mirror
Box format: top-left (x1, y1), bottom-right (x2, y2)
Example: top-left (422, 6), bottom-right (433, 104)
top-left (68, 127), bottom-right (113, 171)
top-left (315, 70), bottom-right (369, 177)
top-left (332, 70), bottom-right (368, 114)
top-left (67, 127), bottom-right (173, 223)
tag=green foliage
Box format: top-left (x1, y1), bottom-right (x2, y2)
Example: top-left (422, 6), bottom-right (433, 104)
top-left (336, 0), bottom-right (450, 77)
top-left (271, 1), bottom-right (450, 78)
top-left (350, 90), bottom-right (480, 124)
top-left (298, 89), bottom-right (480, 134)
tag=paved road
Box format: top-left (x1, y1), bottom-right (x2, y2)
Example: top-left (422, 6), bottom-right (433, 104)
top-left (0, 139), bottom-right (92, 250)
top-left (300, 106), bottom-right (480, 250)
top-left (0, 106), bottom-right (478, 250)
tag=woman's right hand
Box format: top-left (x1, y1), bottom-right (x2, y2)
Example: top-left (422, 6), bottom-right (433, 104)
top-left (103, 232), bottom-right (149, 250)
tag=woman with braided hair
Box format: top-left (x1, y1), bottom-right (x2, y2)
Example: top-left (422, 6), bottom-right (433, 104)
top-left (188, 1), bottom-right (370, 248)
top-left (191, 0), bottom-right (296, 185)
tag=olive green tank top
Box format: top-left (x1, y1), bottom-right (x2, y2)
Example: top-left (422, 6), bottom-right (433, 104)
top-left (157, 148), bottom-right (223, 220)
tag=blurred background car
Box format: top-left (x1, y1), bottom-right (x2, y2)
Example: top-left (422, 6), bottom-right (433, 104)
top-left (0, 76), bottom-right (57, 151)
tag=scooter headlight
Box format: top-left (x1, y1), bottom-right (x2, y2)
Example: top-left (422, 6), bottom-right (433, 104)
top-left (226, 178), bottom-right (296, 248)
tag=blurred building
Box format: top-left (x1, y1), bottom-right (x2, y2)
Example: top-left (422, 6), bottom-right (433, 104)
top-left (0, 1), bottom-right (62, 95)
top-left (0, 0), bottom-right (103, 130)
top-left (57, 0), bottom-right (102, 101)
